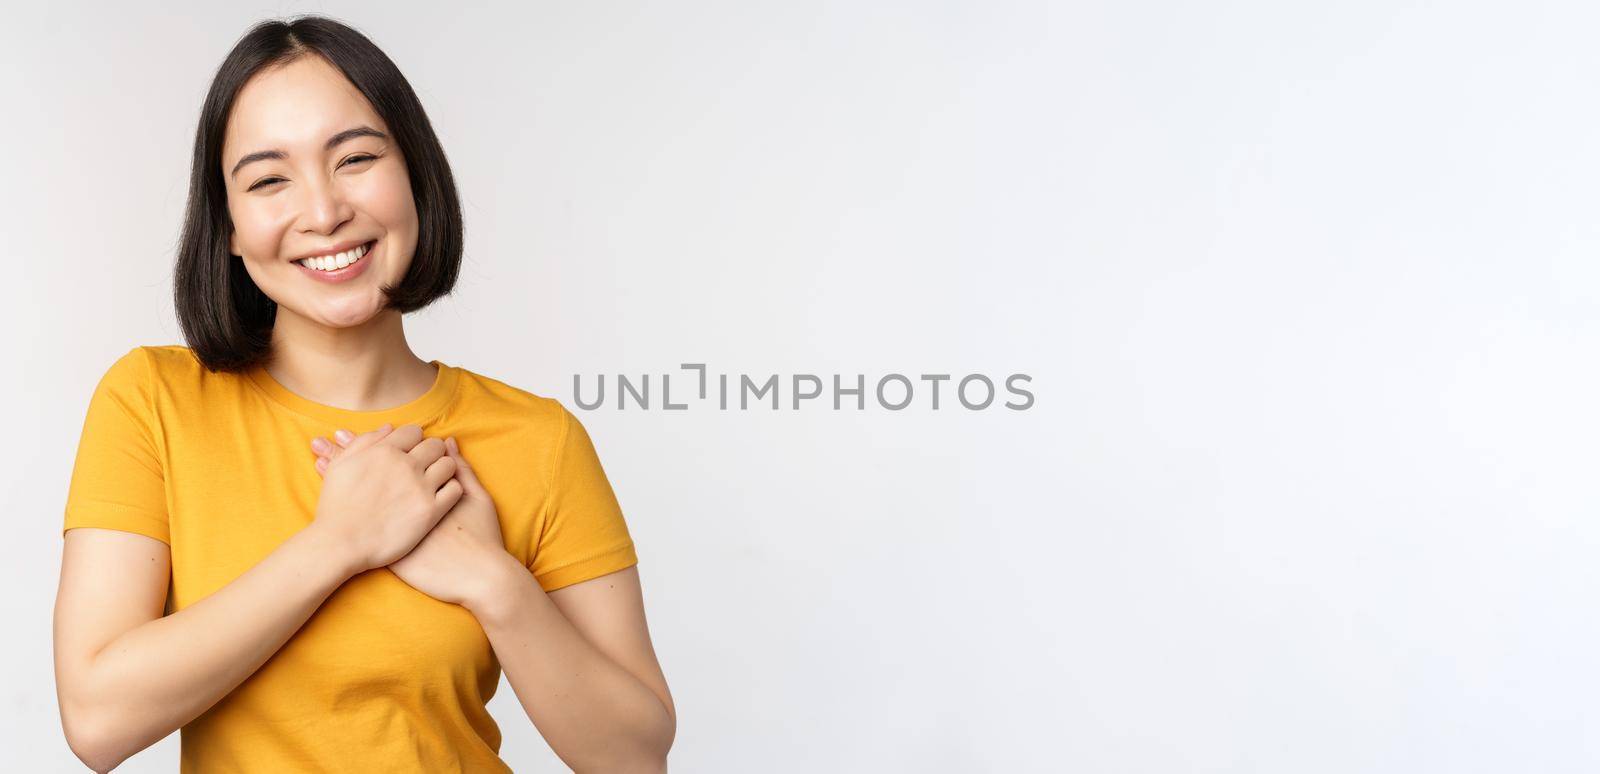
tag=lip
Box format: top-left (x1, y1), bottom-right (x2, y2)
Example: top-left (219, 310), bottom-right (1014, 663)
top-left (293, 239), bottom-right (372, 262)
top-left (294, 239), bottom-right (377, 284)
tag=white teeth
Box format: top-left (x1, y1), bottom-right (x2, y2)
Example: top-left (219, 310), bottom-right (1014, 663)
top-left (299, 242), bottom-right (369, 272)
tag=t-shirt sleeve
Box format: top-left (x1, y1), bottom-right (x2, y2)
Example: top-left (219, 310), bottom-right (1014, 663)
top-left (63, 347), bottom-right (170, 545)
top-left (528, 404), bottom-right (638, 591)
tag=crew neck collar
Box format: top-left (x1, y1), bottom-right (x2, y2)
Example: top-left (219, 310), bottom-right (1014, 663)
top-left (245, 359), bottom-right (460, 428)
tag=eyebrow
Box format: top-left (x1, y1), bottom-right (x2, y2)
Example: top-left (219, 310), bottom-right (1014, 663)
top-left (229, 126), bottom-right (388, 180)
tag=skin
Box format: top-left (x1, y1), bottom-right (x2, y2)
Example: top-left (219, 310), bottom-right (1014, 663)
top-left (314, 431), bottom-right (676, 772)
top-left (54, 53), bottom-right (674, 773)
top-left (225, 47), bottom-right (434, 407)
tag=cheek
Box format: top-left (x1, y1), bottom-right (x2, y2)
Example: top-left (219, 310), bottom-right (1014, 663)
top-left (228, 197), bottom-right (291, 257)
top-left (359, 166), bottom-right (418, 233)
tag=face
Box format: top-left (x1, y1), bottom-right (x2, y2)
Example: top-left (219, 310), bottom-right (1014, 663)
top-left (222, 54), bottom-right (419, 329)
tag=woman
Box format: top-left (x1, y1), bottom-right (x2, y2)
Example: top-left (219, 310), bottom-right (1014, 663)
top-left (52, 16), bottom-right (675, 773)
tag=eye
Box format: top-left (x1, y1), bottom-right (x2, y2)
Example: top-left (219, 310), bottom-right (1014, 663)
top-left (245, 155), bottom-right (377, 192)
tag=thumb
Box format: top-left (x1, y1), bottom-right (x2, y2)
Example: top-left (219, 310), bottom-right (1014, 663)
top-left (446, 437), bottom-right (486, 496)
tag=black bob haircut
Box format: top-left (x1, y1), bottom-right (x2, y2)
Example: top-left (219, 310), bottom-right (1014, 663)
top-left (174, 15), bottom-right (462, 373)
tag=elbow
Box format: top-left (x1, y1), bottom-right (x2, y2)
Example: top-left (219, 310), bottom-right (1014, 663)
top-left (60, 700), bottom-right (130, 774)
top-left (654, 695), bottom-right (677, 764)
top-left (571, 704), bottom-right (675, 774)
top-left (641, 693), bottom-right (676, 770)
top-left (654, 706), bottom-right (677, 764)
top-left (628, 707), bottom-right (679, 773)
top-left (576, 753), bottom-right (669, 774)
top-left (619, 698), bottom-right (675, 772)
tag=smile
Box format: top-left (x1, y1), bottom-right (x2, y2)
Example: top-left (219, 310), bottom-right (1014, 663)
top-left (293, 240), bottom-right (377, 284)
top-left (296, 241), bottom-right (373, 272)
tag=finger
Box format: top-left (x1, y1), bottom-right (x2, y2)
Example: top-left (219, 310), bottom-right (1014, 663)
top-left (423, 455), bottom-right (458, 491)
top-left (434, 478), bottom-right (464, 513)
top-left (315, 456), bottom-right (328, 476)
top-left (406, 436), bottom-right (448, 471)
top-left (446, 437), bottom-right (485, 496)
top-left (311, 436), bottom-right (346, 460)
top-left (343, 423), bottom-right (398, 454)
top-left (377, 423), bottom-right (425, 452)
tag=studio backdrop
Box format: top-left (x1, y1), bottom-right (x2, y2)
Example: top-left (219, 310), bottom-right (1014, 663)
top-left (5, 1), bottom-right (1597, 771)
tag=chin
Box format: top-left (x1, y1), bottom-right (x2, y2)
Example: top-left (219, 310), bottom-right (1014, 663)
top-left (324, 309), bottom-right (385, 329)
top-left (304, 297), bottom-right (387, 329)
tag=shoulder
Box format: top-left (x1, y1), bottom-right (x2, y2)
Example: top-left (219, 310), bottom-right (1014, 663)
top-left (446, 367), bottom-right (600, 493)
top-left (123, 344), bottom-right (234, 391)
top-left (451, 369), bottom-right (620, 479)
top-left (81, 346), bottom-right (201, 432)
top-left (450, 365), bottom-right (579, 439)
top-left (92, 345), bottom-right (186, 392)
top-left (133, 344), bottom-right (208, 377)
top-left (97, 344), bottom-right (211, 378)
top-left (90, 345), bottom-right (241, 408)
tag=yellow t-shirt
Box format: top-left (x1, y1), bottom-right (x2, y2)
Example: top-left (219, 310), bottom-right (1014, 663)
top-left (63, 345), bottom-right (638, 772)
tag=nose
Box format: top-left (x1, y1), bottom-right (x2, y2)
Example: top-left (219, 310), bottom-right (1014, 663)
top-left (295, 173), bottom-right (355, 236)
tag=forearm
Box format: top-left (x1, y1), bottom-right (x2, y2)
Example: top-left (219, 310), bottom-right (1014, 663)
top-left (65, 525), bottom-right (357, 770)
top-left (467, 557), bottom-right (674, 773)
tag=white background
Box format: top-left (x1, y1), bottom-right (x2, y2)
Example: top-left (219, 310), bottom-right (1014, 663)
top-left (4, 1), bottom-right (1597, 771)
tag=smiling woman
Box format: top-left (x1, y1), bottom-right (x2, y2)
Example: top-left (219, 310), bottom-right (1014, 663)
top-left (173, 25), bottom-right (456, 363)
top-left (53, 15), bottom-right (675, 774)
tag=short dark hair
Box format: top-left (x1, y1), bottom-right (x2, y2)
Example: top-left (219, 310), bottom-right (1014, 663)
top-left (174, 15), bottom-right (463, 373)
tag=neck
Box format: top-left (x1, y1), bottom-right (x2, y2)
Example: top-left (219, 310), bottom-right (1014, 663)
top-left (262, 307), bottom-right (438, 412)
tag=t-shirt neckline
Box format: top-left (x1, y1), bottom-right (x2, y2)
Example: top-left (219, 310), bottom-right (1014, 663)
top-left (245, 359), bottom-right (460, 428)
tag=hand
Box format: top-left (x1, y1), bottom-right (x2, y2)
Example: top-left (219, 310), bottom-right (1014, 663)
top-left (312, 430), bottom-right (511, 608)
top-left (309, 423), bottom-right (463, 574)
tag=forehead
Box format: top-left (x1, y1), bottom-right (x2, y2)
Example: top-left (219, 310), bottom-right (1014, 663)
top-left (222, 55), bottom-right (386, 163)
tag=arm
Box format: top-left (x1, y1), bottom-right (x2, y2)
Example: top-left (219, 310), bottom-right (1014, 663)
top-left (465, 561), bottom-right (676, 774)
top-left (52, 524), bottom-right (359, 773)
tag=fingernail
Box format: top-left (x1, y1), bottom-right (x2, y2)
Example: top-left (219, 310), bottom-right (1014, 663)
top-left (447, 437), bottom-right (458, 453)
top-left (334, 429), bottom-right (354, 444)
top-left (311, 438), bottom-right (331, 454)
